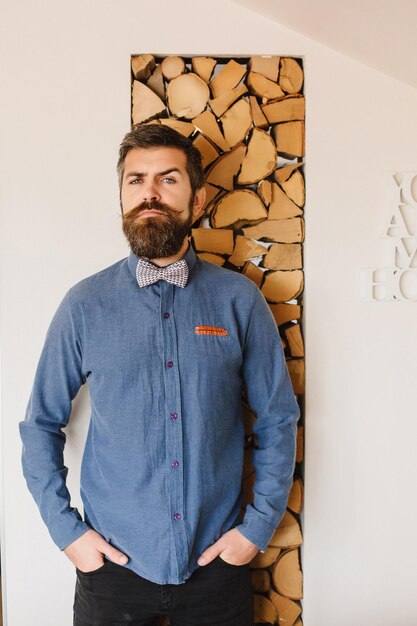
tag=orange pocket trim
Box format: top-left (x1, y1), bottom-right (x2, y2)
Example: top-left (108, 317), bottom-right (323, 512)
top-left (195, 325), bottom-right (228, 336)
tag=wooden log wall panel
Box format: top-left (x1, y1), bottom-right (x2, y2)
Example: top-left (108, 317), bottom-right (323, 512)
top-left (130, 53), bottom-right (305, 626)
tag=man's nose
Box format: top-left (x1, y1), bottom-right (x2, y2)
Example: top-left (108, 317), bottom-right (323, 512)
top-left (142, 181), bottom-right (160, 202)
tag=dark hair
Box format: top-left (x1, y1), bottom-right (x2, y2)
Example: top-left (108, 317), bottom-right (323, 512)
top-left (117, 123), bottom-right (205, 196)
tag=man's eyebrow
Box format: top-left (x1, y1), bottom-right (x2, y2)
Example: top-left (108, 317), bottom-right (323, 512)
top-left (125, 167), bottom-right (183, 178)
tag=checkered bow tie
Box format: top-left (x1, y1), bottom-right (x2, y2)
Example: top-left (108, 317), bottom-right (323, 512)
top-left (135, 257), bottom-right (189, 288)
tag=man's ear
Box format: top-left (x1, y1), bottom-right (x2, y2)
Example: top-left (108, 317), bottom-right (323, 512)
top-left (192, 186), bottom-right (206, 217)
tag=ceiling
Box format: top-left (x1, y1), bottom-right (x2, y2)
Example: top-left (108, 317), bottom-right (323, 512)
top-left (230, 0), bottom-right (417, 89)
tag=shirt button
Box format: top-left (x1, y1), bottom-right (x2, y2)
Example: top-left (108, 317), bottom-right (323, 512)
top-left (170, 412), bottom-right (178, 420)
top-left (173, 513), bottom-right (181, 521)
top-left (171, 460), bottom-right (179, 468)
top-left (166, 361), bottom-right (173, 368)
top-left (163, 312), bottom-right (170, 319)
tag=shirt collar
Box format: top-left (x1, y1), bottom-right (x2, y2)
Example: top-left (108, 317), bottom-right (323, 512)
top-left (127, 240), bottom-right (197, 285)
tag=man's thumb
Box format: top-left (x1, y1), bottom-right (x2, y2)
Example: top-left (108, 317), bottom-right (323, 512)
top-left (103, 543), bottom-right (128, 565)
top-left (197, 542), bottom-right (221, 566)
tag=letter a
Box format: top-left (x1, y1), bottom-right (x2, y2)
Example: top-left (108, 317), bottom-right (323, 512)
top-left (382, 206), bottom-right (411, 238)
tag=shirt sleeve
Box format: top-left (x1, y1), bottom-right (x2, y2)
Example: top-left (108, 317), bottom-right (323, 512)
top-left (235, 285), bottom-right (300, 552)
top-left (19, 288), bottom-right (91, 550)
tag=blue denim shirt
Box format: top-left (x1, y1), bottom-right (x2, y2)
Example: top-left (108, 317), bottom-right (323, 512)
top-left (19, 243), bottom-right (299, 584)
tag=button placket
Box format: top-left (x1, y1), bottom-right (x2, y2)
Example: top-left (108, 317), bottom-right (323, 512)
top-left (160, 283), bottom-right (187, 578)
top-left (164, 313), bottom-right (179, 425)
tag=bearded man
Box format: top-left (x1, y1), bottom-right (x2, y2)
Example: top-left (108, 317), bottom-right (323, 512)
top-left (20, 124), bottom-right (299, 626)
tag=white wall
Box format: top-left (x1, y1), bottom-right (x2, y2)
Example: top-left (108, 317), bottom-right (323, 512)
top-left (1, 1), bottom-right (417, 625)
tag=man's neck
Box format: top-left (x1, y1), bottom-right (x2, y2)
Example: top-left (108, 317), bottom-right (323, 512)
top-left (143, 237), bottom-right (190, 268)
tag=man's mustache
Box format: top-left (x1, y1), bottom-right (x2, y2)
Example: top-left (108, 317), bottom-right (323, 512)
top-left (125, 200), bottom-right (179, 220)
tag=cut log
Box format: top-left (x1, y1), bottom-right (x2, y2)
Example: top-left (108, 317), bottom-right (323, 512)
top-left (269, 511), bottom-right (303, 549)
top-left (250, 545), bottom-right (281, 569)
top-left (249, 95), bottom-right (269, 129)
top-left (192, 56), bottom-right (217, 83)
top-left (251, 569), bottom-right (271, 593)
top-left (242, 471), bottom-right (255, 506)
top-left (191, 205), bottom-right (206, 226)
top-left (262, 95), bottom-right (305, 124)
top-left (268, 183), bottom-right (303, 219)
top-left (248, 56), bottom-right (279, 82)
top-left (167, 73), bottom-right (210, 119)
top-left (206, 144), bottom-right (246, 190)
top-left (237, 128), bottom-right (276, 184)
top-left (203, 182), bottom-right (223, 210)
top-left (281, 170), bottom-right (305, 207)
top-left (211, 190), bottom-right (267, 229)
top-left (279, 58), bottom-right (304, 94)
top-left (220, 99), bottom-right (252, 148)
top-left (287, 478), bottom-right (304, 514)
top-left (146, 65), bottom-right (165, 102)
top-left (261, 270), bottom-right (304, 302)
top-left (204, 193), bottom-right (226, 218)
top-left (243, 447), bottom-right (254, 479)
top-left (258, 179), bottom-right (272, 206)
top-left (263, 244), bottom-right (302, 271)
top-left (242, 261), bottom-right (264, 288)
top-left (242, 403), bottom-right (257, 435)
top-left (228, 236), bottom-right (267, 267)
top-left (273, 121), bottom-right (305, 157)
top-left (287, 360), bottom-right (305, 396)
top-left (157, 615), bottom-right (170, 626)
top-left (241, 396), bottom-right (252, 412)
top-left (191, 227), bottom-right (234, 254)
top-left (159, 118), bottom-right (195, 137)
top-left (272, 549), bottom-right (303, 600)
top-left (192, 134), bottom-right (219, 169)
top-left (209, 84), bottom-right (248, 117)
top-left (285, 324), bottom-right (304, 357)
top-left (247, 71), bottom-right (285, 101)
top-left (296, 425), bottom-right (304, 460)
top-left (242, 218), bottom-right (304, 243)
top-left (161, 56), bottom-right (185, 80)
top-left (131, 54), bottom-right (155, 81)
top-left (253, 594), bottom-right (278, 625)
top-left (269, 303), bottom-right (301, 326)
top-left (197, 252), bottom-right (226, 266)
top-left (193, 109), bottom-right (230, 152)
top-left (209, 59), bottom-right (246, 98)
top-left (268, 590), bottom-right (302, 626)
top-left (274, 162), bottom-right (304, 184)
top-left (132, 80), bottom-right (166, 125)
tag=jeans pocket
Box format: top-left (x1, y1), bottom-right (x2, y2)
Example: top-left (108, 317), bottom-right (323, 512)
top-left (76, 559), bottom-right (112, 576)
top-left (216, 555), bottom-right (248, 568)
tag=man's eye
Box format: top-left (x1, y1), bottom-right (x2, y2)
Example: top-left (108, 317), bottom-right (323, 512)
top-left (163, 177), bottom-right (175, 184)
top-left (130, 178), bottom-right (142, 184)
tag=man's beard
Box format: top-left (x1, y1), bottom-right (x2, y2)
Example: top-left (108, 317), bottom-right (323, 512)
top-left (122, 199), bottom-right (194, 260)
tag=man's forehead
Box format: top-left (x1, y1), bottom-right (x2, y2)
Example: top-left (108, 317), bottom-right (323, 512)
top-left (124, 146), bottom-right (187, 170)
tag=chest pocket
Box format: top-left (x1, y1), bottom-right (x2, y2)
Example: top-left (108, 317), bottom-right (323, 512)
top-left (191, 322), bottom-right (242, 370)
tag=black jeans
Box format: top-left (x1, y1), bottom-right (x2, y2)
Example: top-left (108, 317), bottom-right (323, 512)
top-left (73, 556), bottom-right (254, 626)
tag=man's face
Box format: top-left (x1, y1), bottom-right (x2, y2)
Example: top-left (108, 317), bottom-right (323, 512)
top-left (120, 147), bottom-right (205, 260)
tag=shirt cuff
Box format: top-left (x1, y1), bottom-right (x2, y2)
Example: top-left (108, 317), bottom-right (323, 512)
top-left (50, 515), bottom-right (92, 551)
top-left (234, 506), bottom-right (280, 553)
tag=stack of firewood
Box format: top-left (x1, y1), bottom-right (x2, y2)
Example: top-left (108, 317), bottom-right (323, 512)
top-left (131, 54), bottom-right (304, 626)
